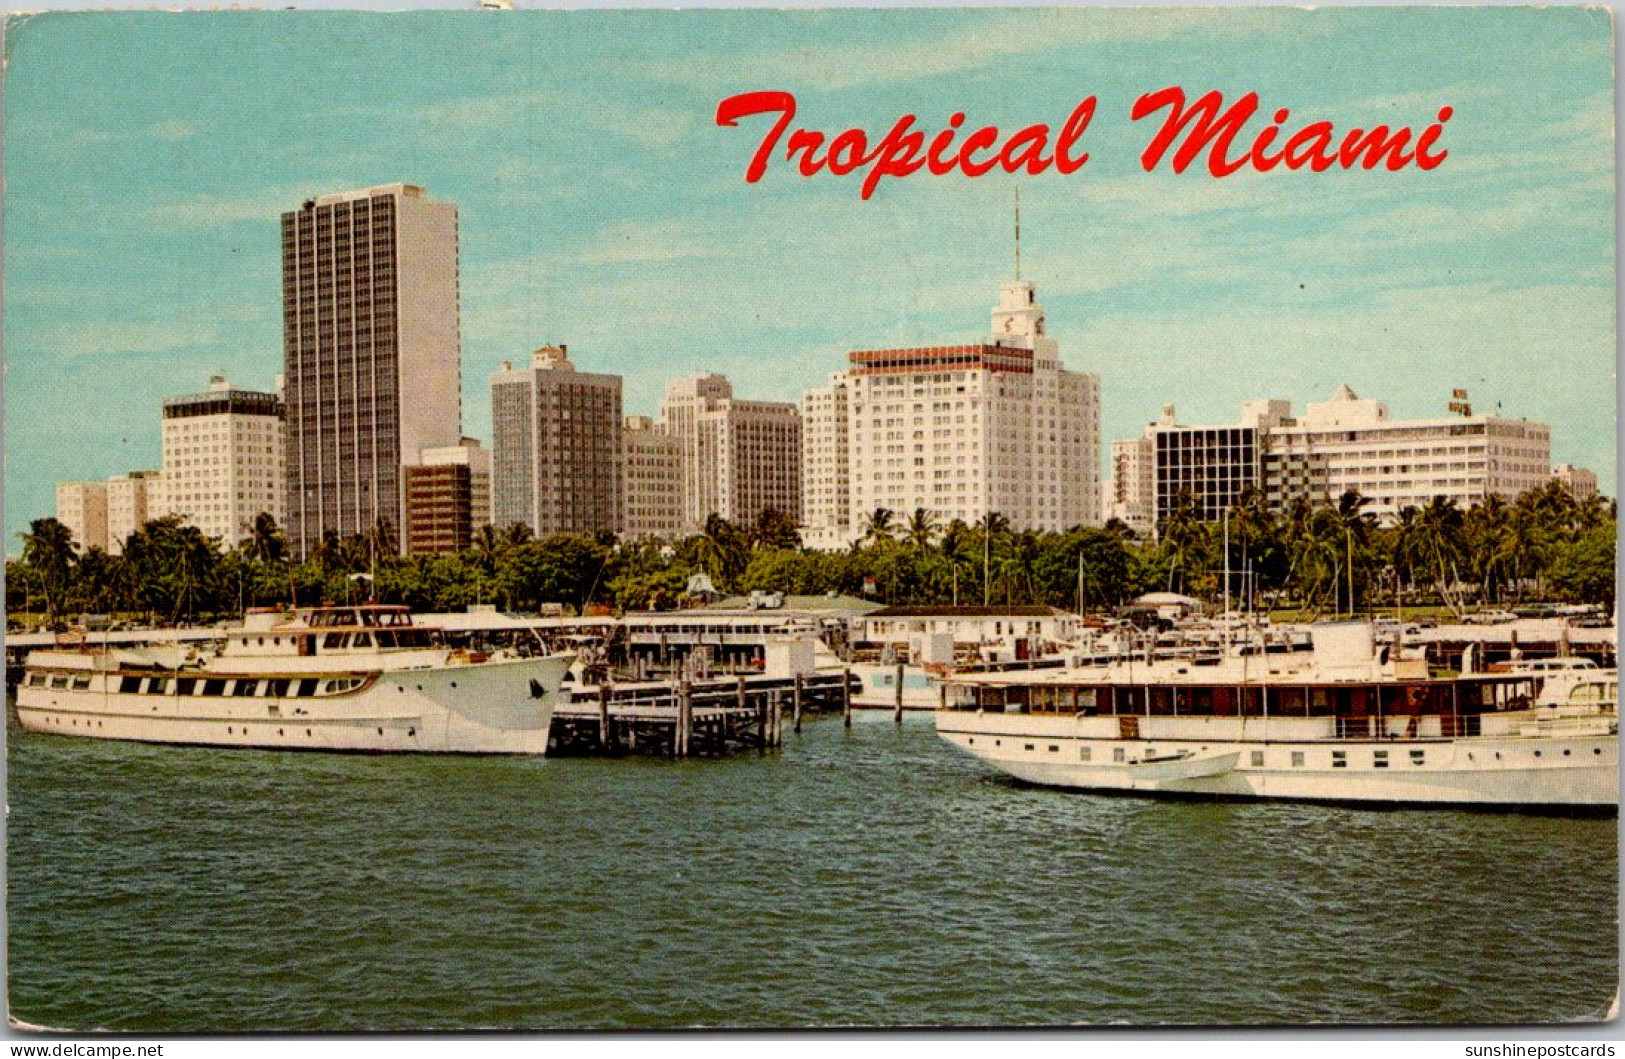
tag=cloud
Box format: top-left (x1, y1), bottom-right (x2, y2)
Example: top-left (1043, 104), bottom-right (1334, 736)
top-left (20, 305), bottom-right (270, 360)
top-left (647, 9), bottom-right (1317, 93)
top-left (144, 119), bottom-right (197, 142)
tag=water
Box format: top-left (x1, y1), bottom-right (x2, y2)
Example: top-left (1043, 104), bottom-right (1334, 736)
top-left (7, 707), bottom-right (1618, 1031)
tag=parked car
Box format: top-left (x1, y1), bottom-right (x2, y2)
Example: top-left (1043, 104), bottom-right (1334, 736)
top-left (1465, 610), bottom-right (1519, 625)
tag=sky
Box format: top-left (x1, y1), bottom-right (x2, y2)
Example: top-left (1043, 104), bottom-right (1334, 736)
top-left (2, 7), bottom-right (1616, 546)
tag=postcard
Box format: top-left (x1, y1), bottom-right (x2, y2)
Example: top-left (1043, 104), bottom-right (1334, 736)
top-left (3, 6), bottom-right (1617, 1034)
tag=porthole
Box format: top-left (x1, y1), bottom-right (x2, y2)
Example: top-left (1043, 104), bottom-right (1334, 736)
top-left (408, 727), bottom-right (416, 737)
top-left (377, 727), bottom-right (384, 736)
top-left (1024, 743), bottom-right (1034, 751)
top-left (1534, 750), bottom-right (1542, 758)
top-left (306, 729), bottom-right (312, 737)
top-left (1563, 749), bottom-right (1571, 757)
top-left (1048, 745), bottom-right (1059, 753)
top-left (228, 727), bottom-right (233, 734)
top-left (450, 681), bottom-right (458, 688)
top-left (967, 737), bottom-right (974, 745)
top-left (278, 729), bottom-right (284, 736)
top-left (1595, 748), bottom-right (1604, 755)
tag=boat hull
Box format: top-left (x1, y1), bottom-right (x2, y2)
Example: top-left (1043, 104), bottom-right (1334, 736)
top-left (17, 653), bottom-right (573, 755)
top-left (936, 711), bottom-right (1618, 808)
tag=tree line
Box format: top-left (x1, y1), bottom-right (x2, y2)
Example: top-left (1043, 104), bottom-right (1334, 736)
top-left (7, 481), bottom-right (1614, 627)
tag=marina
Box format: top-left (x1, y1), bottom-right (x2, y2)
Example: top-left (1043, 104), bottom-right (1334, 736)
top-left (6, 703), bottom-right (1616, 1030)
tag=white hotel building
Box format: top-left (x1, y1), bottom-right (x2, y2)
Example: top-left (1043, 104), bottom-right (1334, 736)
top-left (159, 376), bottom-right (286, 548)
top-left (1109, 384), bottom-right (1561, 533)
top-left (803, 279), bottom-right (1100, 546)
top-left (1263, 385), bottom-right (1553, 520)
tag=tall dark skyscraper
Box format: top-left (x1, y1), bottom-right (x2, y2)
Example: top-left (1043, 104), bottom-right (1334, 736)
top-left (281, 183), bottom-right (462, 557)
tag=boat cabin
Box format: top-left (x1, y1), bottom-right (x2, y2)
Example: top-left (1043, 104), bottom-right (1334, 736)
top-left (946, 671), bottom-right (1546, 739)
top-left (227, 606), bottom-right (441, 659)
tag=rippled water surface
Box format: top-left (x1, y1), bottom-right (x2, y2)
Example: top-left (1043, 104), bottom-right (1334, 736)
top-left (7, 708), bottom-right (1618, 1031)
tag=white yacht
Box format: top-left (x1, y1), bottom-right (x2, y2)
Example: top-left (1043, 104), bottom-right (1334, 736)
top-left (16, 605), bottom-right (574, 754)
top-left (935, 623), bottom-right (1617, 809)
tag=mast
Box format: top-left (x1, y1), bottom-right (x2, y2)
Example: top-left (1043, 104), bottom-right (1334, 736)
top-left (1076, 549), bottom-right (1085, 617)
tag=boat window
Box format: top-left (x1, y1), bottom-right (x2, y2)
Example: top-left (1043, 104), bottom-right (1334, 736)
top-left (119, 676), bottom-right (141, 694)
top-left (48, 674), bottom-right (68, 689)
top-left (1113, 747), bottom-right (1126, 763)
top-left (233, 680), bottom-right (261, 697)
top-left (376, 631), bottom-right (397, 648)
top-left (203, 679), bottom-right (227, 696)
top-left (1290, 751), bottom-right (1305, 767)
top-left (1079, 746), bottom-right (1091, 762)
top-left (324, 633), bottom-right (349, 650)
top-left (1373, 750), bottom-right (1389, 769)
top-left (1410, 749), bottom-right (1426, 766)
top-left (26, 672), bottom-right (46, 687)
top-left (1331, 750), bottom-right (1347, 769)
top-left (71, 675), bottom-right (91, 691)
top-left (266, 679), bottom-right (290, 698)
top-left (353, 633), bottom-right (375, 649)
top-left (147, 678), bottom-right (170, 695)
top-left (176, 678), bottom-right (196, 696)
top-left (1250, 751), bottom-right (1264, 767)
top-left (296, 679), bottom-right (319, 697)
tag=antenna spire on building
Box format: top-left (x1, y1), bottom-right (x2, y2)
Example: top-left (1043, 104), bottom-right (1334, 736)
top-left (1014, 185), bottom-right (1022, 282)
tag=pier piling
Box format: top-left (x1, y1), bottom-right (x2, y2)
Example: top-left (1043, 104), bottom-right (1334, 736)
top-left (894, 662), bottom-right (904, 725)
top-left (676, 681), bottom-right (692, 758)
top-left (597, 683), bottom-right (612, 751)
top-left (842, 667), bottom-right (852, 728)
top-left (793, 673), bottom-right (803, 735)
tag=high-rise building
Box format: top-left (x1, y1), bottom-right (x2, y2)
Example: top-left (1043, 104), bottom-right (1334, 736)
top-left (1551, 464), bottom-right (1600, 500)
top-left (105, 471), bottom-right (162, 555)
top-left (801, 371), bottom-right (851, 550)
top-left (1112, 386), bottom-right (1556, 532)
top-left (1106, 436), bottom-right (1154, 538)
top-left (1149, 400), bottom-right (1290, 526)
top-left (660, 373), bottom-right (801, 532)
top-left (621, 415), bottom-right (686, 541)
top-left (55, 481), bottom-right (108, 553)
top-left (1263, 386), bottom-right (1551, 520)
top-left (159, 376), bottom-right (286, 548)
top-left (490, 345), bottom-right (622, 537)
top-left (281, 183), bottom-right (462, 557)
top-left (405, 440), bottom-right (491, 555)
top-left (840, 279), bottom-right (1100, 537)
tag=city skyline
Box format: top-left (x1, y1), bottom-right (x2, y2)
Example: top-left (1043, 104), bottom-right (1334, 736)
top-left (5, 8), bottom-right (1615, 546)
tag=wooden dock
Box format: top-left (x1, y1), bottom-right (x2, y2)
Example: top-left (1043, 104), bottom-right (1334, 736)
top-left (548, 669), bottom-right (859, 757)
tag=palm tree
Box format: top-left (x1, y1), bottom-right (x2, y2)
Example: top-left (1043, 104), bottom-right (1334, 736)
top-left (860, 507), bottom-right (896, 549)
top-left (1417, 496), bottom-right (1468, 617)
top-left (903, 507), bottom-right (939, 552)
top-left (501, 521), bottom-right (535, 550)
top-left (696, 514), bottom-right (746, 589)
top-left (243, 512), bottom-right (286, 564)
top-left (19, 517), bottom-right (77, 623)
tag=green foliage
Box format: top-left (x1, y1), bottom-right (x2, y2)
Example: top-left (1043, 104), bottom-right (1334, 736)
top-left (7, 483), bottom-right (1617, 624)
